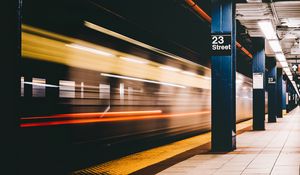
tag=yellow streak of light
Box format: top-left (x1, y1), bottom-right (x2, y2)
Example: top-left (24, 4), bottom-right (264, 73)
top-left (22, 24), bottom-right (210, 89)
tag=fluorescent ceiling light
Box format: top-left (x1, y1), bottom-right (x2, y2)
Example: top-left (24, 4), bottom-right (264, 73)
top-left (268, 40), bottom-right (282, 53)
top-left (66, 44), bottom-right (114, 57)
top-left (285, 72), bottom-right (292, 76)
top-left (159, 66), bottom-right (181, 72)
top-left (283, 67), bottom-right (290, 71)
top-left (182, 71), bottom-right (197, 76)
top-left (283, 67), bottom-right (291, 72)
top-left (120, 56), bottom-right (148, 64)
top-left (279, 61), bottom-right (288, 68)
top-left (100, 73), bottom-right (186, 88)
top-left (258, 21), bottom-right (277, 40)
top-left (286, 72), bottom-right (292, 76)
top-left (282, 19), bottom-right (300, 28)
top-left (275, 53), bottom-right (286, 62)
top-left (236, 80), bottom-right (243, 84)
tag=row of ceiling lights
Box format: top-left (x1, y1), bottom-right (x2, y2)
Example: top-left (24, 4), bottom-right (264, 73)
top-left (258, 21), bottom-right (299, 96)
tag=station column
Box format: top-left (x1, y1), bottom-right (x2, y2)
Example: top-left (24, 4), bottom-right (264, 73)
top-left (211, 0), bottom-right (236, 151)
top-left (282, 79), bottom-right (287, 114)
top-left (277, 68), bottom-right (283, 118)
top-left (252, 37), bottom-right (265, 130)
top-left (287, 83), bottom-right (291, 112)
top-left (267, 58), bottom-right (277, 122)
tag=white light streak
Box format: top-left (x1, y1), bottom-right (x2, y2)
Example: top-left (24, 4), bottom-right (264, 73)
top-left (66, 44), bottom-right (114, 57)
top-left (100, 73), bottom-right (186, 88)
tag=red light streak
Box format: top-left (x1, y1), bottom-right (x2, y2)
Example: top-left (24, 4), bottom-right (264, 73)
top-left (20, 111), bottom-right (210, 128)
top-left (20, 110), bottom-right (162, 120)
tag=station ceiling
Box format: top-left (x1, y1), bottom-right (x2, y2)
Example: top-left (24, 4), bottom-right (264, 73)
top-left (236, 1), bottom-right (300, 77)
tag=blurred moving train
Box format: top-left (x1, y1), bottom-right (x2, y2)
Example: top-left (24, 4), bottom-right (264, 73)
top-left (21, 23), bottom-right (253, 137)
top-left (20, 23), bottom-right (259, 173)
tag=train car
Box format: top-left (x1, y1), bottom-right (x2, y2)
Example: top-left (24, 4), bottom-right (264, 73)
top-left (20, 0), bottom-right (256, 173)
top-left (20, 24), bottom-right (254, 173)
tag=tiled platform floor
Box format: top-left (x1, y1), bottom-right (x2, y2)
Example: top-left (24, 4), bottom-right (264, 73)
top-left (158, 108), bottom-right (300, 175)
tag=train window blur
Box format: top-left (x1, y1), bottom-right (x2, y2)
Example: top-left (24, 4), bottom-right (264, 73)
top-left (59, 80), bottom-right (75, 98)
top-left (128, 87), bottom-right (133, 100)
top-left (99, 84), bottom-right (110, 99)
top-left (80, 82), bottom-right (84, 98)
top-left (119, 83), bottom-right (125, 101)
top-left (82, 84), bottom-right (99, 99)
top-left (32, 78), bottom-right (46, 97)
top-left (20, 76), bottom-right (24, 97)
top-left (119, 83), bottom-right (125, 104)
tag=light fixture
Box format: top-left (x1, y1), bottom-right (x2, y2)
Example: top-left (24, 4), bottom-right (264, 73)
top-left (100, 73), bottom-right (186, 88)
top-left (283, 67), bottom-right (291, 72)
top-left (159, 66), bottom-right (181, 72)
top-left (66, 44), bottom-right (115, 57)
top-left (258, 21), bottom-right (277, 40)
top-left (285, 68), bottom-right (291, 73)
top-left (279, 61), bottom-right (288, 68)
top-left (285, 71), bottom-right (292, 76)
top-left (120, 56), bottom-right (148, 64)
top-left (268, 40), bottom-right (282, 53)
top-left (275, 53), bottom-right (286, 62)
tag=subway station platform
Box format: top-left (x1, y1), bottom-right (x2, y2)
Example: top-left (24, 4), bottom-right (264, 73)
top-left (72, 108), bottom-right (300, 175)
top-left (158, 108), bottom-right (300, 175)
top-left (8, 1), bottom-right (300, 175)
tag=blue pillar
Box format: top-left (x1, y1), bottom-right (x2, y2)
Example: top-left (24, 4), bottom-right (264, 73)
top-left (287, 83), bottom-right (291, 112)
top-left (252, 37), bottom-right (265, 130)
top-left (277, 68), bottom-right (283, 118)
top-left (267, 58), bottom-right (277, 122)
top-left (282, 79), bottom-right (287, 114)
top-left (287, 82), bottom-right (297, 110)
top-left (211, 0), bottom-right (236, 151)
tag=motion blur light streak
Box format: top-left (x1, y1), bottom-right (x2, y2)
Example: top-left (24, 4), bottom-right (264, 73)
top-left (66, 44), bottom-right (115, 57)
top-left (20, 111), bottom-right (210, 127)
top-left (120, 56), bottom-right (148, 64)
top-left (182, 71), bottom-right (197, 76)
top-left (100, 73), bottom-right (186, 88)
top-left (159, 66), bottom-right (181, 72)
top-left (84, 21), bottom-right (209, 69)
top-left (20, 2), bottom-right (256, 173)
top-left (21, 110), bottom-right (163, 120)
top-left (22, 25), bottom-right (210, 89)
top-left (24, 82), bottom-right (59, 88)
